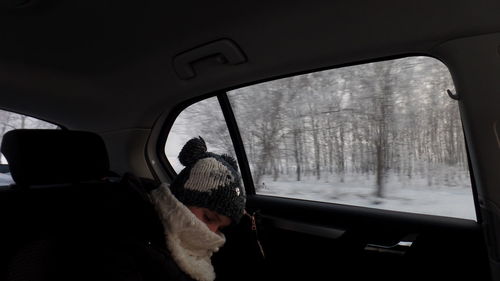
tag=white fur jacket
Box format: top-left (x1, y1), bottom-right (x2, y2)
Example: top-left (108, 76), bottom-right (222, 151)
top-left (149, 183), bottom-right (226, 281)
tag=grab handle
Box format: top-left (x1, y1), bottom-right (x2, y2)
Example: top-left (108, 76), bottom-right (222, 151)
top-left (173, 39), bottom-right (247, 79)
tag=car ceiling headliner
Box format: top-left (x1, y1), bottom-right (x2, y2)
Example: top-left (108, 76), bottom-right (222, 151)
top-left (0, 0), bottom-right (499, 132)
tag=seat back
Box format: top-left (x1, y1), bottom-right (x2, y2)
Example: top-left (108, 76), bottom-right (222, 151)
top-left (0, 130), bottom-right (111, 280)
top-left (0, 129), bottom-right (164, 281)
top-left (1, 129), bottom-right (110, 187)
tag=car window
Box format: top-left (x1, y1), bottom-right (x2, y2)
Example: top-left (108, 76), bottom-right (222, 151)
top-left (0, 110), bottom-right (59, 185)
top-left (226, 56), bottom-right (474, 220)
top-left (165, 56), bottom-right (475, 221)
top-left (166, 97), bottom-right (238, 173)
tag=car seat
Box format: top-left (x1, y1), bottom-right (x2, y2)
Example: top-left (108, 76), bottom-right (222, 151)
top-left (0, 129), bottom-right (163, 281)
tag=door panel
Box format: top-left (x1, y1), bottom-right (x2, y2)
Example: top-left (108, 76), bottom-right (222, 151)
top-left (216, 194), bottom-right (491, 281)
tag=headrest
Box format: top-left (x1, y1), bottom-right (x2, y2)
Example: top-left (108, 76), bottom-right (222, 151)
top-left (1, 129), bottom-right (110, 185)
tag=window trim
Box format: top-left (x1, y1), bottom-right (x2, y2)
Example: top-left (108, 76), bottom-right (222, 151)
top-left (155, 54), bottom-right (479, 221)
top-left (156, 92), bottom-right (257, 196)
top-left (221, 56), bottom-right (477, 220)
top-left (217, 93), bottom-right (256, 195)
top-left (155, 95), bottom-right (213, 184)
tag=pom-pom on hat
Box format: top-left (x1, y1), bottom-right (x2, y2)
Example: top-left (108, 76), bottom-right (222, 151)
top-left (170, 137), bottom-right (246, 223)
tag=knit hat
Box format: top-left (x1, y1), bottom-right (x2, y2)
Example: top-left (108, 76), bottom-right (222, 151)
top-left (170, 137), bottom-right (246, 223)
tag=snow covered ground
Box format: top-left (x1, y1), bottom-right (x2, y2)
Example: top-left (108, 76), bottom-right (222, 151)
top-left (257, 174), bottom-right (476, 221)
top-left (0, 156), bottom-right (474, 221)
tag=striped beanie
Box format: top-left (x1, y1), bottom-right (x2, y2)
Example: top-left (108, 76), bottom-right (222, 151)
top-left (170, 137), bottom-right (246, 223)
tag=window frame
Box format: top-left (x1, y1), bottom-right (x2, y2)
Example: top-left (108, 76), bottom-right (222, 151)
top-left (157, 92), bottom-right (257, 194)
top-left (157, 54), bottom-right (480, 221)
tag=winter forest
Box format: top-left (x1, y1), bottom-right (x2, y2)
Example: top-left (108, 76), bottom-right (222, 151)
top-left (168, 56), bottom-right (475, 220)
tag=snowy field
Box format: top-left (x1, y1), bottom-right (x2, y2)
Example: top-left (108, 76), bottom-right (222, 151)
top-left (257, 174), bottom-right (476, 221)
top-left (0, 161), bottom-right (475, 221)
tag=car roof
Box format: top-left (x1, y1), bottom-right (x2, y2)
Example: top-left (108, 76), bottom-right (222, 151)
top-left (0, 0), bottom-right (499, 132)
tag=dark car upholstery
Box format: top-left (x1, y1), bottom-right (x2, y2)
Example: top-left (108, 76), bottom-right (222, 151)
top-left (0, 129), bottom-right (163, 281)
top-left (1, 129), bottom-right (110, 186)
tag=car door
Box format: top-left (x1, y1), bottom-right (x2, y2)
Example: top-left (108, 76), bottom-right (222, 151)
top-left (162, 55), bottom-right (491, 281)
top-left (239, 193), bottom-right (489, 281)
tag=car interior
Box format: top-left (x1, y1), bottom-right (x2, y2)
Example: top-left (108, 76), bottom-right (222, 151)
top-left (0, 0), bottom-right (499, 280)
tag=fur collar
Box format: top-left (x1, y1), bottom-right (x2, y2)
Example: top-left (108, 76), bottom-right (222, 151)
top-left (150, 184), bottom-right (226, 281)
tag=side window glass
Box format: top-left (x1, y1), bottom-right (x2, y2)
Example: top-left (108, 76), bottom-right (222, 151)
top-left (226, 56), bottom-right (474, 220)
top-left (166, 97), bottom-right (237, 173)
top-left (0, 111), bottom-right (58, 185)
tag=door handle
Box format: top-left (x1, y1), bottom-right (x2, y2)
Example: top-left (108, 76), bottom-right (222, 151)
top-left (364, 234), bottom-right (417, 256)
